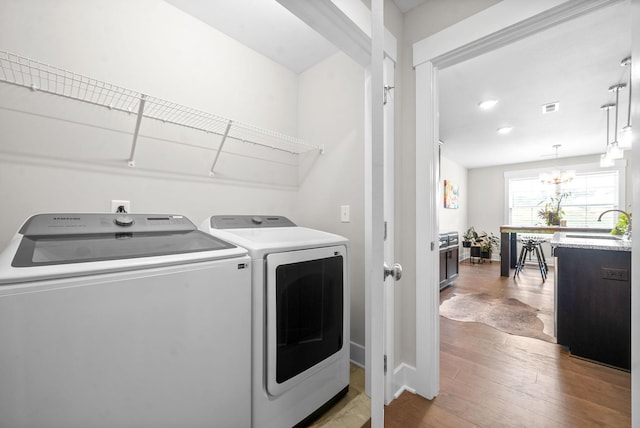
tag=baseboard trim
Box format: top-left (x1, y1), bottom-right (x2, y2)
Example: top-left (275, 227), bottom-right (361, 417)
top-left (350, 344), bottom-right (420, 403)
top-left (392, 363), bottom-right (417, 398)
top-left (350, 341), bottom-right (365, 368)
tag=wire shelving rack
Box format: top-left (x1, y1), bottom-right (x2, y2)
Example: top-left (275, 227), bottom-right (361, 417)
top-left (0, 50), bottom-right (322, 176)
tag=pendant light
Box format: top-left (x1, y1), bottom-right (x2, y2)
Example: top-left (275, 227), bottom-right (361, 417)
top-left (619, 56), bottom-right (632, 149)
top-left (606, 83), bottom-right (626, 160)
top-left (600, 103), bottom-right (616, 167)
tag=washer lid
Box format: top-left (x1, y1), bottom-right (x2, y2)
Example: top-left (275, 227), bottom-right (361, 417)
top-left (11, 213), bottom-right (237, 267)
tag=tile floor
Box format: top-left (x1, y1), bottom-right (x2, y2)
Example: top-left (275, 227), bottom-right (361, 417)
top-left (309, 364), bottom-right (370, 427)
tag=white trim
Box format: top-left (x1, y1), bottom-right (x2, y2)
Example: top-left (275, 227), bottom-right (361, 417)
top-left (276, 0), bottom-right (370, 66)
top-left (503, 160), bottom-right (627, 225)
top-left (413, 0), bottom-right (623, 68)
top-left (503, 160), bottom-right (626, 179)
top-left (330, 0), bottom-right (371, 35)
top-left (363, 66), bottom-right (372, 397)
top-left (277, 0), bottom-right (397, 67)
top-left (369, 1), bottom-right (385, 426)
top-left (413, 0), bottom-right (565, 66)
top-left (631, 0), bottom-right (640, 418)
top-left (412, 0), bottom-right (626, 406)
top-left (384, 29), bottom-right (397, 64)
top-left (392, 363), bottom-right (417, 399)
top-left (414, 60), bottom-right (440, 400)
top-left (503, 159), bottom-right (627, 224)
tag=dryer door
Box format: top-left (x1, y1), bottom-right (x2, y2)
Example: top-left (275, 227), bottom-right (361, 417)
top-left (265, 245), bottom-right (347, 396)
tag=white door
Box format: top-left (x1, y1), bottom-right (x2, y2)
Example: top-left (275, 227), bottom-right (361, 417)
top-left (368, 2), bottom-right (400, 426)
top-left (382, 56), bottom-right (397, 405)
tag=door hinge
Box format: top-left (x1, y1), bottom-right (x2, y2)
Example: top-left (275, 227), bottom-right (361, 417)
top-left (430, 241), bottom-right (435, 251)
top-left (384, 354), bottom-right (387, 375)
top-left (383, 85), bottom-right (394, 105)
top-left (384, 221), bottom-right (387, 241)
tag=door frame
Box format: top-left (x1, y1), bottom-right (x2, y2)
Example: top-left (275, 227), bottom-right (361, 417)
top-left (413, 0), bottom-right (633, 401)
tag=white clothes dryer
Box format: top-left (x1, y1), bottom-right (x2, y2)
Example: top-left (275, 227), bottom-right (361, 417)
top-left (0, 213), bottom-right (251, 428)
top-left (201, 215), bottom-right (350, 428)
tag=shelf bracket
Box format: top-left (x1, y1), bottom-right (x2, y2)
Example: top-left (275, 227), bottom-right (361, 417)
top-left (209, 120), bottom-right (233, 177)
top-left (128, 94), bottom-right (147, 167)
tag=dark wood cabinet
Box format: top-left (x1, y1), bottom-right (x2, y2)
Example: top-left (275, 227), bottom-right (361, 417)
top-left (439, 233), bottom-right (459, 290)
top-left (439, 249), bottom-right (448, 289)
top-left (555, 247), bottom-right (631, 370)
top-left (446, 246), bottom-right (459, 280)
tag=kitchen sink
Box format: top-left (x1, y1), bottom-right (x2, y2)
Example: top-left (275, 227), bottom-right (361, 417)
top-left (565, 234), bottom-right (624, 240)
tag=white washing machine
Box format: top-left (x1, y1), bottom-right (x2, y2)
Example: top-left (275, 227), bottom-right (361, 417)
top-left (0, 213), bottom-right (251, 428)
top-left (201, 215), bottom-right (350, 428)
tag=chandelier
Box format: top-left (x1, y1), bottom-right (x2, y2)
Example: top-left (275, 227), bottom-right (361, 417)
top-left (539, 144), bottom-right (575, 185)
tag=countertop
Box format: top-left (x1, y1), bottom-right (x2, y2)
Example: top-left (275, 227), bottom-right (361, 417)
top-left (500, 225), bottom-right (611, 234)
top-left (551, 232), bottom-right (632, 252)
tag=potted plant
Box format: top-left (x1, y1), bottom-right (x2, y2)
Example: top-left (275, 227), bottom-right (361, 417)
top-left (479, 233), bottom-right (500, 260)
top-left (538, 192), bottom-right (569, 226)
top-left (466, 230), bottom-right (499, 261)
top-left (469, 230), bottom-right (486, 258)
top-left (611, 212), bottom-right (631, 236)
top-left (462, 227), bottom-right (477, 248)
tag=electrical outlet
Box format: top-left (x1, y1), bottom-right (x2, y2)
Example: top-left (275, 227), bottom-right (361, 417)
top-left (340, 205), bottom-right (350, 223)
top-left (111, 200), bottom-right (131, 213)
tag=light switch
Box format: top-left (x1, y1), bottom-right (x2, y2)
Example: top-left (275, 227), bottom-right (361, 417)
top-left (341, 205), bottom-right (350, 223)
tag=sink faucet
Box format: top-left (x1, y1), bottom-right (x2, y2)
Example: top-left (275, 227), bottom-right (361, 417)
top-left (597, 209), bottom-right (632, 240)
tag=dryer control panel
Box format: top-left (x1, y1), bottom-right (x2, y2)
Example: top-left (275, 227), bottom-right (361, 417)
top-left (209, 215), bottom-right (296, 229)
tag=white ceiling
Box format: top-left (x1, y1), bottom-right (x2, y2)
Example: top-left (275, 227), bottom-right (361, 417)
top-left (163, 0), bottom-right (338, 74)
top-left (163, 0), bottom-right (631, 169)
top-left (438, 1), bottom-right (631, 168)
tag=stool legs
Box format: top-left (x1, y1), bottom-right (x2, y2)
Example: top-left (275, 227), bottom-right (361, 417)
top-left (533, 244), bottom-right (547, 280)
top-left (514, 241), bottom-right (530, 278)
top-left (514, 238), bottom-right (547, 281)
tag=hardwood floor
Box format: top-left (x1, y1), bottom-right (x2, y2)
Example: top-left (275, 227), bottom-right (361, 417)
top-left (383, 260), bottom-right (632, 427)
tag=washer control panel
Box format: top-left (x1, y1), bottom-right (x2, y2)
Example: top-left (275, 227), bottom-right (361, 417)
top-left (19, 213), bottom-right (196, 236)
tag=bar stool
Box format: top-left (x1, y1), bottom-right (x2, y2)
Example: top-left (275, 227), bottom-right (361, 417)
top-left (537, 237), bottom-right (549, 275)
top-left (514, 235), bottom-right (547, 281)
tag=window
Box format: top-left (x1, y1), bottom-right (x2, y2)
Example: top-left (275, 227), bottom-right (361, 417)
top-left (506, 162), bottom-right (625, 228)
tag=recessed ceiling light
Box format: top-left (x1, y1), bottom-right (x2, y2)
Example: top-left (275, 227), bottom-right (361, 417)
top-left (478, 99), bottom-right (498, 110)
top-left (497, 127), bottom-right (513, 135)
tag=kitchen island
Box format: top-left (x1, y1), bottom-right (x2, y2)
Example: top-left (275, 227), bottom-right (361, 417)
top-left (551, 232), bottom-right (631, 370)
top-left (499, 225), bottom-right (611, 277)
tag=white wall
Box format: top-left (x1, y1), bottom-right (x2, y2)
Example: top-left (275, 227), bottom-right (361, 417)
top-left (0, 0), bottom-right (299, 134)
top-left (438, 154), bottom-right (468, 237)
top-left (0, 0), bottom-right (301, 245)
top-left (297, 51), bottom-right (367, 352)
top-left (0, 0), bottom-right (378, 365)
